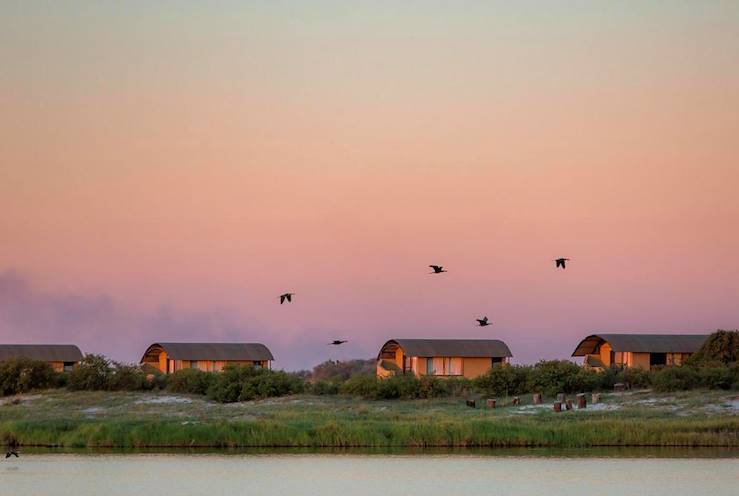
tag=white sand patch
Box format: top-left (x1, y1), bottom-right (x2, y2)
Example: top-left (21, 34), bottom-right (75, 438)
top-left (135, 395), bottom-right (193, 405)
top-left (509, 404), bottom-right (551, 414)
top-left (704, 399), bottom-right (739, 414)
top-left (586, 403), bottom-right (622, 412)
top-left (82, 407), bottom-right (104, 414)
top-left (634, 397), bottom-right (675, 405)
top-left (0, 394), bottom-right (43, 405)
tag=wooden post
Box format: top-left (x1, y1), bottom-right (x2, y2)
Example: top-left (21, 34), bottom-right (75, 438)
top-left (565, 399), bottom-right (573, 410)
top-left (486, 398), bottom-right (496, 409)
top-left (532, 393), bottom-right (542, 405)
top-left (591, 393), bottom-right (601, 404)
top-left (553, 401), bottom-right (562, 412)
top-left (512, 396), bottom-right (520, 406)
top-left (556, 393), bottom-right (566, 403)
top-left (576, 393), bottom-right (586, 409)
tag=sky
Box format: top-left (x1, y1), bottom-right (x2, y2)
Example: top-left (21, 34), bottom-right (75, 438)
top-left (1, 1), bottom-right (738, 370)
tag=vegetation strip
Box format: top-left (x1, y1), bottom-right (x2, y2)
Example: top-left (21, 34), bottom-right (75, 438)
top-left (1, 390), bottom-right (737, 449)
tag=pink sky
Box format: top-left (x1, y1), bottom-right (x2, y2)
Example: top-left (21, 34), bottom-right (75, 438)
top-left (1, 2), bottom-right (738, 369)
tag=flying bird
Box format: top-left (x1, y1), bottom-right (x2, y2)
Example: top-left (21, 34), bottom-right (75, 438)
top-left (476, 317), bottom-right (491, 327)
top-left (554, 258), bottom-right (570, 269)
top-left (5, 450), bottom-right (18, 459)
top-left (279, 293), bottom-right (295, 304)
top-left (329, 340), bottom-right (348, 346)
top-left (429, 265), bottom-right (447, 274)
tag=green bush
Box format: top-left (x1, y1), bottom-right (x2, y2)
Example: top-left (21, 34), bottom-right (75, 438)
top-left (66, 356), bottom-right (165, 392)
top-left (309, 359), bottom-right (376, 382)
top-left (0, 358), bottom-right (56, 395)
top-left (474, 365), bottom-right (532, 397)
top-left (597, 366), bottom-right (653, 390)
top-left (697, 366), bottom-right (734, 390)
top-left (339, 374), bottom-right (380, 398)
top-left (107, 363), bottom-right (148, 391)
top-left (309, 380), bottom-right (340, 395)
top-left (67, 355), bottom-right (112, 391)
top-left (55, 372), bottom-right (70, 388)
top-left (206, 365), bottom-right (304, 403)
top-left (375, 374), bottom-right (422, 399)
top-left (652, 366), bottom-right (700, 392)
top-left (619, 367), bottom-right (653, 388)
top-left (418, 376), bottom-right (472, 398)
top-left (687, 330), bottom-right (739, 366)
top-left (167, 368), bottom-right (217, 395)
top-left (339, 374), bottom-right (472, 400)
top-left (530, 360), bottom-right (586, 396)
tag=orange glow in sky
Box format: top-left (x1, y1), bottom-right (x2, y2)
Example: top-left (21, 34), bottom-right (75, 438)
top-left (1, 2), bottom-right (738, 369)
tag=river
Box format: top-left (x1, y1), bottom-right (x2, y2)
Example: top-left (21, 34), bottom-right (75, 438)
top-left (3, 449), bottom-right (738, 495)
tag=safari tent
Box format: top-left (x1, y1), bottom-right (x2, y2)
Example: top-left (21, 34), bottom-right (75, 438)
top-left (376, 338), bottom-right (512, 379)
top-left (140, 342), bottom-right (274, 374)
top-left (572, 333), bottom-right (708, 370)
top-left (0, 344), bottom-right (84, 372)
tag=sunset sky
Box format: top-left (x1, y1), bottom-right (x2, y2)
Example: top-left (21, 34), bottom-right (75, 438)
top-left (1, 1), bottom-right (738, 370)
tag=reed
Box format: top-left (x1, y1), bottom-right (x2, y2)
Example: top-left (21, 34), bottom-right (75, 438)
top-left (0, 390), bottom-right (736, 448)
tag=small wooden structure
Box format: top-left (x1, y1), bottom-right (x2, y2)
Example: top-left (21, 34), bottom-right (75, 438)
top-left (553, 401), bottom-right (562, 412)
top-left (140, 342), bottom-right (274, 374)
top-left (0, 344), bottom-right (83, 372)
top-left (486, 398), bottom-right (496, 409)
top-left (532, 393), bottom-right (542, 405)
top-left (576, 393), bottom-right (586, 409)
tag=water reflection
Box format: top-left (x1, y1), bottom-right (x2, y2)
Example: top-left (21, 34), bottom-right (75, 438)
top-left (18, 445), bottom-right (739, 458)
top-left (4, 450), bottom-right (738, 496)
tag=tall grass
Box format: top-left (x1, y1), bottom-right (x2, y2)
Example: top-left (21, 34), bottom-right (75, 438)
top-left (1, 414), bottom-right (736, 448)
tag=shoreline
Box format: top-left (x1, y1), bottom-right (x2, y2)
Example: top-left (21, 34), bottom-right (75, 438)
top-left (2, 389), bottom-right (737, 449)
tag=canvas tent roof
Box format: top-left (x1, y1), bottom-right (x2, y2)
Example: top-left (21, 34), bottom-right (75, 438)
top-left (141, 343), bottom-right (274, 362)
top-left (0, 344), bottom-right (83, 362)
top-left (378, 339), bottom-right (512, 359)
top-left (572, 334), bottom-right (708, 356)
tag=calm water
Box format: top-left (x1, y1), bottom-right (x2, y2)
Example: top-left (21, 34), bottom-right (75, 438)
top-left (3, 451), bottom-right (738, 496)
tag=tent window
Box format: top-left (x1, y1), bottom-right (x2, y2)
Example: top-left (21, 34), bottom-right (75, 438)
top-left (432, 357), bottom-right (444, 375)
top-left (446, 358), bottom-right (463, 376)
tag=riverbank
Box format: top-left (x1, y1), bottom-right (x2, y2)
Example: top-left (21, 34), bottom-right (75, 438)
top-left (1, 389), bottom-right (737, 448)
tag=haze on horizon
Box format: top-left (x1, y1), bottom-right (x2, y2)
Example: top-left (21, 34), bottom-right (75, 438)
top-left (1, 1), bottom-right (738, 370)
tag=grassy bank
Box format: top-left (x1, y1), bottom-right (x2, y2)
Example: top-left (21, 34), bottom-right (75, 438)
top-left (1, 390), bottom-right (737, 448)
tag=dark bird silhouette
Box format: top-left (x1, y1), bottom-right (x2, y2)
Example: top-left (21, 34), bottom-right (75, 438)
top-left (279, 293), bottom-right (295, 304)
top-left (5, 450), bottom-right (18, 458)
top-left (554, 258), bottom-right (570, 269)
top-left (429, 265), bottom-right (447, 274)
top-left (329, 340), bottom-right (348, 346)
top-left (476, 316), bottom-right (491, 327)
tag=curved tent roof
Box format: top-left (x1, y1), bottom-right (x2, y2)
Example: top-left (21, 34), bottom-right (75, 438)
top-left (572, 334), bottom-right (708, 356)
top-left (0, 344), bottom-right (83, 362)
top-left (141, 343), bottom-right (274, 362)
top-left (378, 339), bottom-right (512, 359)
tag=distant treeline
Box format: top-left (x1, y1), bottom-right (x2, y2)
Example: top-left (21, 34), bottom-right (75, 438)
top-left (1, 330), bottom-right (737, 402)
